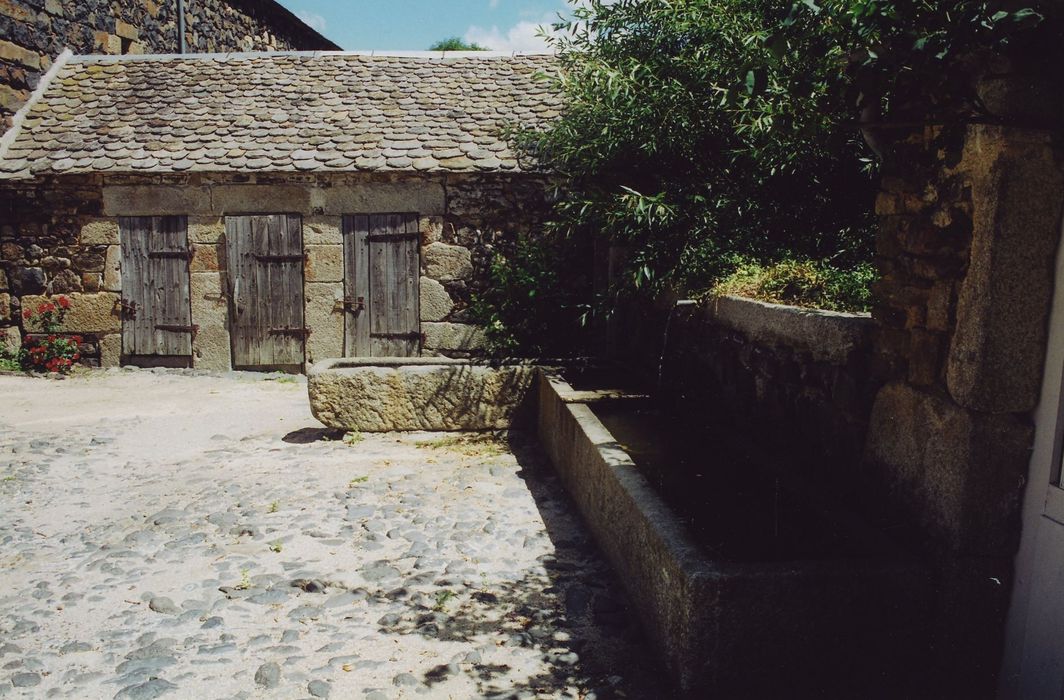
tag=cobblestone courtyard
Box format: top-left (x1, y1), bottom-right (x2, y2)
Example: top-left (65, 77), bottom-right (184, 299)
top-left (0, 371), bottom-right (660, 699)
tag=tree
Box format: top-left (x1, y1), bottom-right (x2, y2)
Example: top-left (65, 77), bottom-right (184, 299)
top-left (474, 0), bottom-right (1054, 351)
top-left (516, 0), bottom-right (879, 296)
top-left (429, 37), bottom-right (489, 51)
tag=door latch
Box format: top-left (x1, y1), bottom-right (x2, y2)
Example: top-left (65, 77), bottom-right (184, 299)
top-left (342, 296), bottom-right (366, 313)
top-left (114, 298), bottom-right (137, 320)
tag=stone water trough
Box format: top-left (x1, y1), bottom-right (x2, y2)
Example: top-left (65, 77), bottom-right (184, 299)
top-left (308, 357), bottom-right (931, 696)
top-left (538, 370), bottom-right (932, 697)
top-left (308, 358), bottom-right (538, 432)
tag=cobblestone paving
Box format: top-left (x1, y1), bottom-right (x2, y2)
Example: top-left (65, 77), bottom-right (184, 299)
top-left (0, 370), bottom-right (662, 699)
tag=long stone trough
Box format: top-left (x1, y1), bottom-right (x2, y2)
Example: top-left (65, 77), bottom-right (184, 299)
top-left (536, 370), bottom-right (932, 698)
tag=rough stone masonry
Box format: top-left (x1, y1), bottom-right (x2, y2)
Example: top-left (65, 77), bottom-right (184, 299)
top-left (0, 0), bottom-right (337, 130)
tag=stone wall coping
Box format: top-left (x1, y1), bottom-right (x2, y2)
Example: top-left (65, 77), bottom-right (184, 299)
top-left (702, 294), bottom-right (875, 364)
top-left (309, 357), bottom-right (573, 375)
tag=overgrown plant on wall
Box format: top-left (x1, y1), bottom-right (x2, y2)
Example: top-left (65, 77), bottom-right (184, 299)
top-left (480, 0), bottom-right (1053, 350)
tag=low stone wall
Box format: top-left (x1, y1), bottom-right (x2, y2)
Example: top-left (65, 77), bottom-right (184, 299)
top-left (308, 358), bottom-right (538, 432)
top-left (656, 295), bottom-right (878, 492)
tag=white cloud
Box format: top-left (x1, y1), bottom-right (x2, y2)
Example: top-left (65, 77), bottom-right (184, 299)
top-left (296, 10), bottom-right (327, 33)
top-left (489, 0), bottom-right (500, 8)
top-left (464, 18), bottom-right (555, 53)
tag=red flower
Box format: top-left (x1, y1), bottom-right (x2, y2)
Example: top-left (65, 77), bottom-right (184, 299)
top-left (57, 296), bottom-right (70, 309)
top-left (72, 335), bottom-right (83, 344)
top-left (22, 309), bottom-right (32, 320)
top-left (47, 335), bottom-right (56, 342)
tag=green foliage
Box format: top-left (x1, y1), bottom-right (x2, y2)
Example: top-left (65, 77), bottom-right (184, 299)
top-left (429, 37), bottom-right (489, 51)
top-left (516, 0), bottom-right (881, 299)
top-left (469, 233), bottom-right (593, 356)
top-left (811, 1), bottom-right (1053, 123)
top-left (479, 1), bottom-right (1052, 349)
top-left (713, 259), bottom-right (875, 312)
top-left (510, 0), bottom-right (1050, 292)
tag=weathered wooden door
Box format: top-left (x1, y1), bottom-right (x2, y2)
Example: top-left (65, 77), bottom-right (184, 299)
top-left (118, 216), bottom-right (193, 364)
top-left (225, 214), bottom-right (306, 371)
top-left (343, 214), bottom-right (421, 357)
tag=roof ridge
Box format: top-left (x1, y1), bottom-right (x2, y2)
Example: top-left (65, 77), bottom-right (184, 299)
top-left (70, 50), bottom-right (557, 63)
top-left (0, 47), bottom-right (73, 166)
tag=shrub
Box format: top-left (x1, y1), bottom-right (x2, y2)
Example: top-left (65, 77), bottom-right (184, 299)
top-left (469, 233), bottom-right (593, 356)
top-left (19, 296), bottom-right (81, 374)
top-left (712, 259), bottom-right (875, 313)
top-left (481, 0), bottom-right (1053, 346)
top-left (515, 0), bottom-right (881, 297)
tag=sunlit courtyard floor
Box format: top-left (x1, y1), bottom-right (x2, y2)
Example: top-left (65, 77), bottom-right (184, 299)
top-left (0, 370), bottom-right (662, 699)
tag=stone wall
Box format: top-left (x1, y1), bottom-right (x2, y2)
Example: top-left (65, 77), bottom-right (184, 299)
top-left (657, 296), bottom-right (878, 491)
top-left (862, 62), bottom-right (1064, 695)
top-left (0, 0), bottom-right (338, 129)
top-left (0, 170), bottom-right (550, 369)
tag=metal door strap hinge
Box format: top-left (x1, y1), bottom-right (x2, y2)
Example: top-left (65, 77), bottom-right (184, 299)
top-left (269, 327), bottom-right (312, 338)
top-left (155, 324), bottom-right (199, 339)
top-left (370, 332), bottom-right (424, 343)
top-left (148, 250), bottom-right (194, 261)
top-left (366, 233), bottom-right (420, 243)
top-left (253, 254), bottom-right (307, 264)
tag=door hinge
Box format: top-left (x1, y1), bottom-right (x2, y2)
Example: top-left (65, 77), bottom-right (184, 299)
top-left (155, 324), bottom-right (199, 339)
top-left (366, 233), bottom-right (420, 243)
top-left (148, 250), bottom-right (194, 261)
top-left (370, 332), bottom-right (424, 343)
top-left (269, 327), bottom-right (312, 339)
top-left (253, 254), bottom-right (307, 264)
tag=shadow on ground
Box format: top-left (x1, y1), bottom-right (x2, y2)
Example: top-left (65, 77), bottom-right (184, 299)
top-left (282, 427), bottom-right (345, 444)
top-left (379, 431), bottom-right (666, 699)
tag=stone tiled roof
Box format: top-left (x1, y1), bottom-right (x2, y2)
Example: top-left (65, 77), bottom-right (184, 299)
top-left (0, 51), bottom-right (561, 179)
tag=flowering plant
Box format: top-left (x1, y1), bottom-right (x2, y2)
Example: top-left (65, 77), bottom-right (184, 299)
top-left (19, 296), bottom-right (81, 374)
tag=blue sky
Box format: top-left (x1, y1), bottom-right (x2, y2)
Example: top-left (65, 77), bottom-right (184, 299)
top-left (275, 0), bottom-right (573, 52)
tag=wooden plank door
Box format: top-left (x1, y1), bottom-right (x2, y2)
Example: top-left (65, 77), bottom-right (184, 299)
top-left (343, 213), bottom-right (420, 357)
top-left (225, 214), bottom-right (306, 371)
top-left (118, 216), bottom-right (193, 363)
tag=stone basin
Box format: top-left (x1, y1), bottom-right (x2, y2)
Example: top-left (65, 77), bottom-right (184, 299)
top-left (536, 369), bottom-right (931, 698)
top-left (307, 357), bottom-right (538, 432)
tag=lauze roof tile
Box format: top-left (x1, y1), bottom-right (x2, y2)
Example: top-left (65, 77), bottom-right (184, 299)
top-left (0, 52), bottom-right (562, 179)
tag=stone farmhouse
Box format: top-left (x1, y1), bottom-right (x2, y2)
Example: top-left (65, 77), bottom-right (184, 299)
top-left (1, 0), bottom-right (339, 130)
top-left (0, 51), bottom-right (558, 370)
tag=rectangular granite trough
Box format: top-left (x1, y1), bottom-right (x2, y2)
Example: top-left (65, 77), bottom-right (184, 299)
top-left (308, 358), bottom-right (538, 432)
top-left (536, 369), bottom-right (931, 697)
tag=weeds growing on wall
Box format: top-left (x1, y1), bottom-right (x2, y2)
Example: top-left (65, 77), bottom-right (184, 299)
top-left (480, 0), bottom-right (1053, 352)
top-left (713, 259), bottom-right (875, 313)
